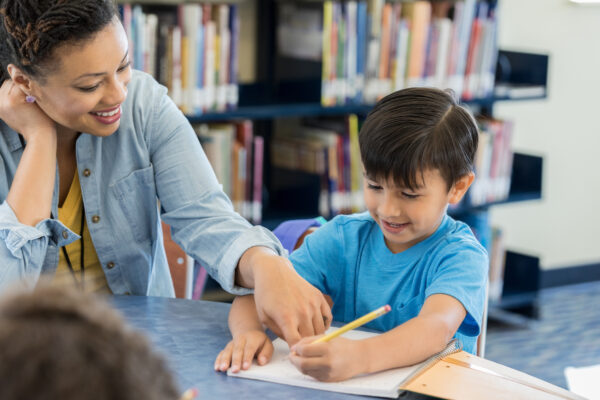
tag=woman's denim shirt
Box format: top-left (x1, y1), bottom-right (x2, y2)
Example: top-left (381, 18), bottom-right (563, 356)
top-left (0, 70), bottom-right (284, 296)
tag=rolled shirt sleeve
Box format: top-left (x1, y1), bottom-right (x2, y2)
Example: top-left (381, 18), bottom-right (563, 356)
top-left (0, 201), bottom-right (79, 289)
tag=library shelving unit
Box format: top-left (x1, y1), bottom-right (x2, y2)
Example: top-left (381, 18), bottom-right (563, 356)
top-left (118, 0), bottom-right (549, 316)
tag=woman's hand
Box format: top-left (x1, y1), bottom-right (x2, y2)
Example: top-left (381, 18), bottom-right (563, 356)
top-left (289, 336), bottom-right (366, 382)
top-left (214, 330), bottom-right (274, 373)
top-left (237, 248), bottom-right (332, 346)
top-left (0, 79), bottom-right (55, 141)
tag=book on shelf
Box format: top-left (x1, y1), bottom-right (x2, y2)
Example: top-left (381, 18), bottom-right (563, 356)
top-left (118, 3), bottom-right (239, 115)
top-left (194, 121), bottom-right (263, 224)
top-left (270, 116), bottom-right (364, 217)
top-left (405, 1), bottom-right (432, 88)
top-left (227, 5), bottom-right (239, 110)
top-left (446, 0), bottom-right (476, 96)
top-left (252, 136), bottom-right (264, 225)
top-left (488, 226), bottom-right (506, 302)
top-left (462, 2), bottom-right (499, 100)
top-left (277, 3), bottom-right (323, 61)
top-left (467, 117), bottom-right (514, 207)
top-left (290, 0), bottom-right (499, 106)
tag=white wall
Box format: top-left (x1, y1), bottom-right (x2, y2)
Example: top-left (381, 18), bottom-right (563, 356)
top-left (490, 0), bottom-right (600, 269)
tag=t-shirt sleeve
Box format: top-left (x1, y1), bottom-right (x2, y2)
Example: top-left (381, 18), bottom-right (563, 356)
top-left (425, 241), bottom-right (489, 337)
top-left (288, 219), bottom-right (342, 295)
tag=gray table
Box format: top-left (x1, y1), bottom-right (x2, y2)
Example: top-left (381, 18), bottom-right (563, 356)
top-left (111, 296), bottom-right (439, 399)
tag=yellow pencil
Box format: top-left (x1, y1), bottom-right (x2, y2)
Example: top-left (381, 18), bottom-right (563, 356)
top-left (179, 388), bottom-right (198, 400)
top-left (311, 305), bottom-right (391, 344)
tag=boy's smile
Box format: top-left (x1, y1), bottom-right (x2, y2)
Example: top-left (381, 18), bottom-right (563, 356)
top-left (380, 220), bottom-right (410, 234)
top-left (364, 169), bottom-right (473, 254)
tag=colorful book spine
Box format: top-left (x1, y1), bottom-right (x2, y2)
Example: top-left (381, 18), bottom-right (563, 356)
top-left (252, 136), bottom-right (264, 224)
top-left (310, 0), bottom-right (498, 106)
top-left (321, 1), bottom-right (334, 106)
top-left (355, 2), bottom-right (367, 104)
top-left (227, 4), bottom-right (239, 110)
top-left (119, 4), bottom-right (239, 114)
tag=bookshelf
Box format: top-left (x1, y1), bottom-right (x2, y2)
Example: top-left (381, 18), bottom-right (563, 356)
top-left (117, 0), bottom-right (548, 316)
top-left (187, 91), bottom-right (547, 122)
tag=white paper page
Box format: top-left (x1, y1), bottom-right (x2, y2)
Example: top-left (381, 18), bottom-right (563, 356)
top-left (565, 364), bottom-right (600, 400)
top-left (228, 328), bottom-right (426, 398)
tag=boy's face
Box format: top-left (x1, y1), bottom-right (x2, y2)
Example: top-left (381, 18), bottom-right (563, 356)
top-left (363, 169), bottom-right (473, 254)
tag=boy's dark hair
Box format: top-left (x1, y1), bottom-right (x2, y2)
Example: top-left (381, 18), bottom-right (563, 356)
top-left (359, 87), bottom-right (479, 191)
top-left (0, 0), bottom-right (117, 84)
top-left (0, 284), bottom-right (180, 400)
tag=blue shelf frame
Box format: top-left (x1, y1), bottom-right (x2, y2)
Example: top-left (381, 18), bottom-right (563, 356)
top-left (186, 94), bottom-right (547, 123)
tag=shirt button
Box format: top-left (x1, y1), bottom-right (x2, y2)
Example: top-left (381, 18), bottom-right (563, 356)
top-left (92, 215), bottom-right (100, 223)
top-left (83, 169), bottom-right (91, 177)
top-left (62, 231), bottom-right (68, 239)
top-left (106, 262), bottom-right (115, 269)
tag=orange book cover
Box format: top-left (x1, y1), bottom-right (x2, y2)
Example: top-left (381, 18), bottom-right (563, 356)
top-left (378, 3), bottom-right (392, 80)
top-left (405, 1), bottom-right (432, 85)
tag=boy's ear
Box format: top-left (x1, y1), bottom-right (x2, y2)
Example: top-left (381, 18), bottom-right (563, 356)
top-left (448, 172), bottom-right (475, 204)
top-left (6, 64), bottom-right (35, 93)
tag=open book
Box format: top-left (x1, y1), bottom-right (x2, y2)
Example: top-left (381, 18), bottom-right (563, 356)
top-left (227, 328), bottom-right (460, 398)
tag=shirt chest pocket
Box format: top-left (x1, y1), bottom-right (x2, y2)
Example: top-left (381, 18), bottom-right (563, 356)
top-left (110, 165), bottom-right (158, 244)
top-left (392, 295), bottom-right (423, 326)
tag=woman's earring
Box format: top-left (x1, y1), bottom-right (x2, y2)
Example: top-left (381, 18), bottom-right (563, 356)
top-left (25, 95), bottom-right (36, 103)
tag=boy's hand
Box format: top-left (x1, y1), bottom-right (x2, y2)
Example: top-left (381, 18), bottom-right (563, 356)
top-left (289, 336), bottom-right (365, 382)
top-left (214, 330), bottom-right (274, 373)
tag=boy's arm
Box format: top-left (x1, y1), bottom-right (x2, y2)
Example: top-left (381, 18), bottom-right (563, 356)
top-left (290, 294), bottom-right (466, 381)
top-left (228, 294), bottom-right (263, 336)
top-left (361, 294), bottom-right (466, 374)
top-left (215, 295), bottom-right (274, 372)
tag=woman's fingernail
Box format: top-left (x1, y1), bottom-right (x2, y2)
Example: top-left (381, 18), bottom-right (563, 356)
top-left (220, 363), bottom-right (228, 370)
top-left (259, 356), bottom-right (267, 364)
top-left (243, 361), bottom-right (250, 369)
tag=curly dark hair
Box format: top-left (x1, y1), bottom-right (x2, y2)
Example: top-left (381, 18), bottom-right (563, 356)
top-left (0, 284), bottom-right (180, 400)
top-left (0, 0), bottom-right (117, 84)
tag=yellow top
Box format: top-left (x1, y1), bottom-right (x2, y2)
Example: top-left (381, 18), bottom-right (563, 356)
top-left (53, 172), bottom-right (111, 293)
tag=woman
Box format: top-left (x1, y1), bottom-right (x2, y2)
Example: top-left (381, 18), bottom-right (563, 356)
top-left (0, 0), bottom-right (330, 344)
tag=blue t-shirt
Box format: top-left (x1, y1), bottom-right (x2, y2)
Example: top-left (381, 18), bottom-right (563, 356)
top-left (290, 212), bottom-right (488, 354)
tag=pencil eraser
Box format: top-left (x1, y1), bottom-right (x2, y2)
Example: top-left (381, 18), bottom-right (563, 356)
top-left (384, 305), bottom-right (391, 312)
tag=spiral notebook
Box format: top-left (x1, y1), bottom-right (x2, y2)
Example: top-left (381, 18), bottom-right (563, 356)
top-left (227, 328), bottom-right (461, 398)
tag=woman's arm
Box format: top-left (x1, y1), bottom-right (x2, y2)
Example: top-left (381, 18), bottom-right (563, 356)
top-left (144, 79), bottom-right (331, 344)
top-left (0, 78), bottom-right (71, 290)
top-left (236, 246), bottom-right (332, 345)
top-left (0, 78), bottom-right (57, 226)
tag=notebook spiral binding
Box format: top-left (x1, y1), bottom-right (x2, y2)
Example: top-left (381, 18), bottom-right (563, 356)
top-left (399, 338), bottom-right (463, 391)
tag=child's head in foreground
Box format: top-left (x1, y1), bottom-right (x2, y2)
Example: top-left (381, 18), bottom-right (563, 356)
top-left (359, 87), bottom-right (479, 253)
top-left (0, 284), bottom-right (180, 400)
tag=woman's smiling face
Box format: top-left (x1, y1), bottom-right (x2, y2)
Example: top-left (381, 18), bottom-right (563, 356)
top-left (27, 18), bottom-right (131, 137)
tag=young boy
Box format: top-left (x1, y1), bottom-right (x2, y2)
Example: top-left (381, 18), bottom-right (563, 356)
top-left (0, 284), bottom-right (181, 399)
top-left (215, 87), bottom-right (488, 382)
